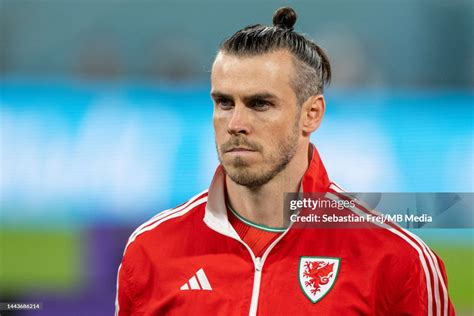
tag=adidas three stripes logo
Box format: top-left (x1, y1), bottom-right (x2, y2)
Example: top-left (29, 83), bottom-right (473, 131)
top-left (180, 268), bottom-right (212, 291)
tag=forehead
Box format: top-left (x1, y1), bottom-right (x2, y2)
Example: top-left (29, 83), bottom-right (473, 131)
top-left (211, 50), bottom-right (296, 97)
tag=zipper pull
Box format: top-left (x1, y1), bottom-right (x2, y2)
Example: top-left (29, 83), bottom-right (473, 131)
top-left (255, 257), bottom-right (263, 271)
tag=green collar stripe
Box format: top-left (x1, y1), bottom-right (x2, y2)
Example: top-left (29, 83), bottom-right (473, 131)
top-left (227, 204), bottom-right (287, 233)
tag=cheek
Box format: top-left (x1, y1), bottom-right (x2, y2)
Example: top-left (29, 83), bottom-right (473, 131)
top-left (213, 116), bottom-right (227, 140)
top-left (261, 120), bottom-right (298, 149)
top-left (261, 119), bottom-right (293, 138)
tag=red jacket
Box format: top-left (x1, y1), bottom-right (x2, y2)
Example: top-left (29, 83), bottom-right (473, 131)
top-left (116, 146), bottom-right (454, 315)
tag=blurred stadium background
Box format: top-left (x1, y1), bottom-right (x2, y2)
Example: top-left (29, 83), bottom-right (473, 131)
top-left (0, 0), bottom-right (473, 315)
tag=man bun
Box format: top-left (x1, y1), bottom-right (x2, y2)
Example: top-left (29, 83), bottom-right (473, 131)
top-left (221, 6), bottom-right (331, 98)
top-left (272, 7), bottom-right (297, 31)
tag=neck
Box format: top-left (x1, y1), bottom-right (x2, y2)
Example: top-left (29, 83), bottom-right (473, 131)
top-left (226, 142), bottom-right (311, 228)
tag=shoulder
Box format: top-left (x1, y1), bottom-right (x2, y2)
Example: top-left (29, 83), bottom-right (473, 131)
top-left (326, 182), bottom-right (443, 283)
top-left (327, 182), bottom-right (429, 257)
top-left (115, 190), bottom-right (209, 313)
top-left (122, 190), bottom-right (209, 258)
top-left (328, 182), bottom-right (451, 314)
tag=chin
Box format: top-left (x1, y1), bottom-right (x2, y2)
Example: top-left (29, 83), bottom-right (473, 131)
top-left (224, 163), bottom-right (252, 174)
top-left (223, 156), bottom-right (250, 168)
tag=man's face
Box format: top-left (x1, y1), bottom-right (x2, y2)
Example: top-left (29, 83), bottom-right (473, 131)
top-left (211, 50), bottom-right (302, 187)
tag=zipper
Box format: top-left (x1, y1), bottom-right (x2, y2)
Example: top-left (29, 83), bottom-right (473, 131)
top-left (248, 257), bottom-right (263, 315)
top-left (247, 227), bottom-right (292, 316)
top-left (255, 257), bottom-right (263, 271)
top-left (203, 216), bottom-right (293, 316)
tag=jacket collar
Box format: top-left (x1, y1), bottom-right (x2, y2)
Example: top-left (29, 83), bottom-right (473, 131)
top-left (203, 143), bottom-right (330, 236)
top-left (301, 144), bottom-right (331, 192)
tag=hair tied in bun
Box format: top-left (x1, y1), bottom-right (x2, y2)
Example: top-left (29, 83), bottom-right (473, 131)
top-left (272, 7), bottom-right (297, 31)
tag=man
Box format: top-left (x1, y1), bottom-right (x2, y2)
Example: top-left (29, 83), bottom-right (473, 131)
top-left (116, 7), bottom-right (454, 315)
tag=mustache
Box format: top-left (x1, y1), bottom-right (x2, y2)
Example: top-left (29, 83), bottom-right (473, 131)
top-left (220, 137), bottom-right (263, 153)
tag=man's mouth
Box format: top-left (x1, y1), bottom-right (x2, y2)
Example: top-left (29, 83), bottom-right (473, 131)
top-left (224, 147), bottom-right (259, 158)
top-left (226, 147), bottom-right (256, 153)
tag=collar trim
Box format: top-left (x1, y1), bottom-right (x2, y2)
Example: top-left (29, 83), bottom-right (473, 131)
top-left (227, 204), bottom-right (287, 233)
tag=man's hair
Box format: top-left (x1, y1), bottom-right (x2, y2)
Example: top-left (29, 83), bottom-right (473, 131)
top-left (219, 7), bottom-right (331, 105)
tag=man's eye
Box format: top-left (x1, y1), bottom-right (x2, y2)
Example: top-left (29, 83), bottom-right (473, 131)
top-left (251, 99), bottom-right (270, 110)
top-left (217, 99), bottom-right (233, 109)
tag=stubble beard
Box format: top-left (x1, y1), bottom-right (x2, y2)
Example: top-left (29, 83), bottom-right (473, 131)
top-left (217, 118), bottom-right (300, 189)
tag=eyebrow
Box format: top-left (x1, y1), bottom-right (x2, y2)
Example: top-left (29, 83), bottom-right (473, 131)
top-left (210, 92), bottom-right (232, 100)
top-left (210, 91), bottom-right (279, 103)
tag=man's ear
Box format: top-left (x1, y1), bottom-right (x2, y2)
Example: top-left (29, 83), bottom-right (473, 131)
top-left (301, 94), bottom-right (325, 135)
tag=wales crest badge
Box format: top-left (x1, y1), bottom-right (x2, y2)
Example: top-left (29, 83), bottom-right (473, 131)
top-left (299, 256), bottom-right (340, 303)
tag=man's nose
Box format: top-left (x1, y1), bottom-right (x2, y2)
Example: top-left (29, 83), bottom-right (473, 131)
top-left (227, 104), bottom-right (251, 135)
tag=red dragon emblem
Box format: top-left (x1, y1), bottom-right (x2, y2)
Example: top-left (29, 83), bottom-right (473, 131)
top-left (303, 260), bottom-right (335, 295)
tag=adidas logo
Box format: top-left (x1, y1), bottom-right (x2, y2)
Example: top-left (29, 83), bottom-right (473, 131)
top-left (180, 268), bottom-right (212, 291)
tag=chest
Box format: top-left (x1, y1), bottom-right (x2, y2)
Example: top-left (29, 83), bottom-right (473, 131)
top-left (136, 231), bottom-right (388, 316)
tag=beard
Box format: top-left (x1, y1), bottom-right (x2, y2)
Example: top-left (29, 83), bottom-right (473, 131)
top-left (216, 117), bottom-right (300, 188)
